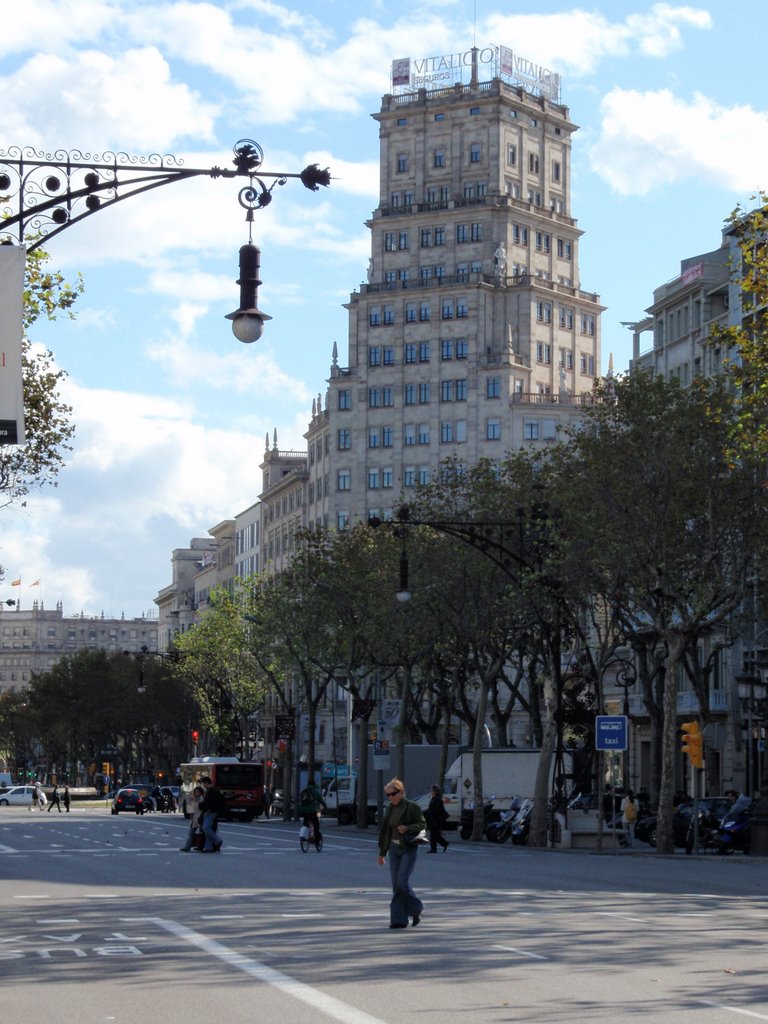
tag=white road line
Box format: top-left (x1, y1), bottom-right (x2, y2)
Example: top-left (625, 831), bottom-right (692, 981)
top-left (492, 943), bottom-right (549, 961)
top-left (0, 843), bottom-right (18, 853)
top-left (699, 1001), bottom-right (768, 1020)
top-left (596, 912), bottom-right (646, 923)
top-left (155, 917), bottom-right (390, 1024)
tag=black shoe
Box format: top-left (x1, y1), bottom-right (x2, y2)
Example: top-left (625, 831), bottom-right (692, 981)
top-left (389, 924), bottom-right (407, 929)
top-left (179, 848), bottom-right (190, 852)
top-left (412, 913), bottom-right (421, 927)
top-left (443, 842), bottom-right (449, 851)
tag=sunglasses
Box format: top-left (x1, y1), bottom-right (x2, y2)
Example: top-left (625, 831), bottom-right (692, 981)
top-left (386, 790), bottom-right (402, 798)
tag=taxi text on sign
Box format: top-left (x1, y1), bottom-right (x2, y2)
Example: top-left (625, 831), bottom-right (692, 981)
top-left (0, 245), bottom-right (25, 445)
top-left (595, 715), bottom-right (628, 751)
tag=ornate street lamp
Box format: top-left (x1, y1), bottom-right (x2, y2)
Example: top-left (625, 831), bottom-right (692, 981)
top-left (0, 139), bottom-right (330, 342)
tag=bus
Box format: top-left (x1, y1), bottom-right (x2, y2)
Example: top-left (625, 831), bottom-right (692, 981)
top-left (179, 757), bottom-right (265, 821)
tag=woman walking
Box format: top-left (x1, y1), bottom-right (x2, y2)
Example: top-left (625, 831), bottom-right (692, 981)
top-left (426, 785), bottom-right (449, 853)
top-left (377, 778), bottom-right (427, 930)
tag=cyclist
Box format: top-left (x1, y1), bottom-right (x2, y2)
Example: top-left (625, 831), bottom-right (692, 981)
top-left (299, 779), bottom-right (327, 845)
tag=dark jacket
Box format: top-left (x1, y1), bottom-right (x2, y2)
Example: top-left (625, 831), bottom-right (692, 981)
top-left (200, 785), bottom-right (227, 816)
top-left (426, 795), bottom-right (448, 827)
top-left (378, 798), bottom-right (427, 856)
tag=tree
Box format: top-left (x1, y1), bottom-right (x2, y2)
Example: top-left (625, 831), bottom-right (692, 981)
top-left (0, 246), bottom-right (81, 513)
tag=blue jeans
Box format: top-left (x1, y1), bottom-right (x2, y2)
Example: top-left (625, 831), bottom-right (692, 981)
top-left (387, 843), bottom-right (423, 926)
top-left (202, 811), bottom-right (221, 851)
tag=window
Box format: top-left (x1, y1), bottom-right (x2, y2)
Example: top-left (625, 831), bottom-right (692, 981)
top-left (456, 339), bottom-right (468, 359)
top-left (384, 270), bottom-right (396, 285)
top-left (418, 382), bottom-right (430, 403)
top-left (419, 302), bottom-right (430, 322)
top-left (390, 193), bottom-right (400, 208)
top-left (456, 261), bottom-right (469, 280)
top-left (418, 423), bottom-right (430, 444)
top-left (440, 185), bottom-right (450, 202)
top-left (419, 341), bottom-right (430, 361)
top-left (398, 231), bottom-right (408, 250)
top-left (337, 470), bottom-right (351, 491)
top-left (399, 268), bottom-right (410, 283)
top-left (384, 232), bottom-right (396, 251)
top-left (513, 224), bottom-right (528, 246)
top-left (559, 306), bottom-right (574, 329)
top-left (383, 305), bottom-right (394, 325)
top-left (368, 387), bottom-right (381, 407)
top-left (369, 346), bottom-right (381, 366)
top-left (441, 421), bottom-right (454, 443)
top-left (486, 419), bottom-right (501, 440)
top-left (470, 143), bottom-right (481, 163)
top-left (580, 314), bottom-right (595, 336)
top-left (552, 160), bottom-right (561, 182)
top-left (535, 232), bottom-right (550, 253)
top-left (441, 380), bottom-right (454, 402)
top-left (455, 421), bottom-right (467, 442)
top-left (404, 424), bottom-right (416, 446)
top-left (426, 187), bottom-right (437, 203)
top-left (507, 144), bottom-right (517, 166)
top-left (368, 468), bottom-right (380, 488)
top-left (441, 339), bottom-right (453, 360)
top-left (337, 511), bottom-right (350, 529)
top-left (397, 117), bottom-right (407, 126)
top-left (477, 181), bottom-right (487, 198)
top-left (420, 267), bottom-right (432, 282)
top-left (418, 466), bottom-right (430, 484)
top-left (404, 466), bottom-right (416, 487)
top-left (455, 379), bottom-right (468, 401)
top-left (434, 227), bottom-right (445, 246)
top-left (463, 183), bottom-right (474, 200)
top-left (384, 427), bottom-right (394, 448)
top-left (383, 346), bottom-right (395, 365)
top-left (405, 304), bottom-right (417, 324)
top-left (456, 224), bottom-right (468, 243)
top-left (404, 384), bottom-right (416, 405)
top-left (421, 228), bottom-right (432, 248)
top-left (369, 308), bottom-right (381, 327)
top-left (524, 421), bottom-right (539, 440)
top-left (368, 428), bottom-right (380, 449)
top-left (338, 389), bottom-right (351, 410)
top-left (442, 299), bottom-right (453, 320)
top-left (456, 297), bottom-right (468, 319)
top-left (486, 376), bottom-right (500, 398)
top-left (528, 153), bottom-right (540, 174)
top-left (471, 222), bottom-right (482, 241)
top-left (337, 429), bottom-right (351, 450)
top-left (557, 238), bottom-right (572, 260)
top-left (382, 468), bottom-right (394, 488)
top-left (434, 149), bottom-right (445, 168)
top-left (397, 153), bottom-right (408, 172)
top-left (382, 386), bottom-right (394, 407)
top-left (434, 113), bottom-right (445, 121)
top-left (404, 342), bottom-right (416, 363)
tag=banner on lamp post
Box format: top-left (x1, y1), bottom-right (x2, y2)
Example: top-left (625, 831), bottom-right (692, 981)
top-left (0, 245), bottom-right (25, 445)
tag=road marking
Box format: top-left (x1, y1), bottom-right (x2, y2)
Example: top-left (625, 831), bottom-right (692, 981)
top-left (700, 1001), bottom-right (768, 1020)
top-left (156, 917), bottom-right (389, 1024)
top-left (492, 944), bottom-right (549, 961)
top-left (0, 843), bottom-right (18, 853)
top-left (596, 912), bottom-right (645, 923)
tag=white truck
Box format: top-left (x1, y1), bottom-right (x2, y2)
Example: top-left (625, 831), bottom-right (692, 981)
top-left (418, 748), bottom-right (545, 826)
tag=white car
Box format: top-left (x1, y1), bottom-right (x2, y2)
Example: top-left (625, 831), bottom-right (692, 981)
top-left (0, 784), bottom-right (39, 806)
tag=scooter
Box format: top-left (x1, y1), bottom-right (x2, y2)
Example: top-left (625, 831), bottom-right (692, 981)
top-left (510, 798), bottom-right (533, 845)
top-left (484, 798), bottom-right (524, 844)
top-left (717, 799), bottom-right (752, 855)
top-left (460, 795), bottom-right (499, 840)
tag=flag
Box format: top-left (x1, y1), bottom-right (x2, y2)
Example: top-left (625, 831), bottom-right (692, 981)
top-left (30, 579), bottom-right (40, 587)
top-left (10, 579), bottom-right (20, 586)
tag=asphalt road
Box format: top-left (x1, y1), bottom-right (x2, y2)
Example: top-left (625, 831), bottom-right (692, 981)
top-left (2, 806), bottom-right (768, 1024)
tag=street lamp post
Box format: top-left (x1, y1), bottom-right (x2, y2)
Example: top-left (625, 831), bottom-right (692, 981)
top-left (0, 139), bottom-right (330, 342)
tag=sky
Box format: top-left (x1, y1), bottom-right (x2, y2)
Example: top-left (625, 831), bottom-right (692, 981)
top-left (1, 0), bottom-right (766, 619)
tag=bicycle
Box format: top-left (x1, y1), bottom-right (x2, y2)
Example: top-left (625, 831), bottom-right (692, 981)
top-left (300, 816), bottom-right (323, 853)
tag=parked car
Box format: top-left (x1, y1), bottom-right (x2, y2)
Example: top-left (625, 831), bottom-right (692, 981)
top-left (0, 784), bottom-right (38, 806)
top-left (635, 797), bottom-right (735, 848)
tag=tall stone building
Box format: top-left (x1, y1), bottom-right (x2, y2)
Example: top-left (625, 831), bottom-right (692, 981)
top-left (310, 46), bottom-right (602, 531)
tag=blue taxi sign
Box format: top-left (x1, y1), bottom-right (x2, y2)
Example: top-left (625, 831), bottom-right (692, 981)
top-left (595, 715), bottom-right (628, 751)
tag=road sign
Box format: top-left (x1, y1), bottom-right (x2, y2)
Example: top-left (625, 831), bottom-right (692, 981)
top-left (595, 715), bottom-right (628, 751)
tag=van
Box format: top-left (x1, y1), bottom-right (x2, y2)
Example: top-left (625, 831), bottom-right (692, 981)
top-left (0, 772), bottom-right (13, 789)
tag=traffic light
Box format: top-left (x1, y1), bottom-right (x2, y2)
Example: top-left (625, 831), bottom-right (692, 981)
top-left (681, 720), bottom-right (703, 768)
top-left (191, 729), bottom-right (199, 745)
top-left (102, 761), bottom-right (110, 775)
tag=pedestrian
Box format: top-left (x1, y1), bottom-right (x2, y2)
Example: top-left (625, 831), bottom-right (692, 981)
top-left (199, 775), bottom-right (226, 852)
top-left (621, 789), bottom-right (637, 846)
top-left (263, 784), bottom-right (272, 819)
top-left (135, 792), bottom-right (145, 815)
top-left (48, 784), bottom-right (62, 812)
top-left (62, 785), bottom-right (71, 812)
top-left (426, 785), bottom-right (449, 853)
top-left (377, 778), bottom-right (427, 929)
top-left (179, 786), bottom-right (205, 852)
top-left (29, 783), bottom-right (39, 811)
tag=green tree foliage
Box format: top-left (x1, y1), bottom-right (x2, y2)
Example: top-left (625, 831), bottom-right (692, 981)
top-left (0, 246), bottom-right (82, 512)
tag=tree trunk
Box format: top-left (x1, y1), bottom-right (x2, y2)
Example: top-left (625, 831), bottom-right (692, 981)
top-left (529, 674), bottom-right (556, 848)
top-left (656, 635), bottom-right (685, 854)
top-left (471, 677), bottom-right (491, 840)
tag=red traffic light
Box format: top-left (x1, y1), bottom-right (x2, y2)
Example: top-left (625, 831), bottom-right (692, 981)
top-left (191, 729), bottom-right (200, 744)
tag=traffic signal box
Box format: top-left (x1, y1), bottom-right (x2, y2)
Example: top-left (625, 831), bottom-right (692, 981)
top-left (681, 720), bottom-right (704, 768)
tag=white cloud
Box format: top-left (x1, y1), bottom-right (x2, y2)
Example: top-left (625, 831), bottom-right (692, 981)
top-left (591, 88), bottom-right (768, 195)
top-left (4, 47), bottom-right (217, 150)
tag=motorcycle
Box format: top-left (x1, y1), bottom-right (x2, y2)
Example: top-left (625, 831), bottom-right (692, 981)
top-left (460, 795), bottom-right (499, 840)
top-left (510, 798), bottom-right (533, 845)
top-left (484, 798), bottom-right (524, 844)
top-left (717, 798), bottom-right (752, 855)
